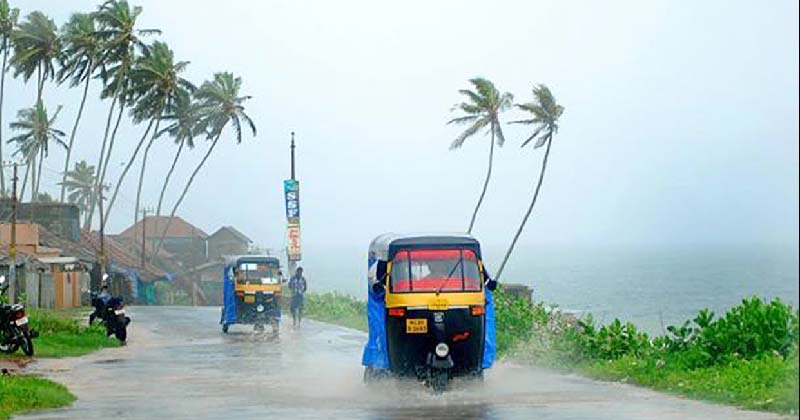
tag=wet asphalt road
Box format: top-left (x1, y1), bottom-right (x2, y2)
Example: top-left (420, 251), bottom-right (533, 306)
top-left (20, 306), bottom-right (792, 420)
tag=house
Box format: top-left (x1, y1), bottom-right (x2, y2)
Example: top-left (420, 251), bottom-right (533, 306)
top-left (0, 199), bottom-right (81, 240)
top-left (119, 216), bottom-right (208, 269)
top-left (207, 226), bottom-right (252, 261)
top-left (185, 260), bottom-right (226, 305)
top-left (0, 223), bottom-right (90, 309)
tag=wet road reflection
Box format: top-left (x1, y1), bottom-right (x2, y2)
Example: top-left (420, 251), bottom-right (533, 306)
top-left (20, 306), bottom-right (788, 420)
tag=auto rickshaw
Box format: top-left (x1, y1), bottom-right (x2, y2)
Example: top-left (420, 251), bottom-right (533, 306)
top-left (361, 233), bottom-right (497, 392)
top-left (220, 255), bottom-right (284, 334)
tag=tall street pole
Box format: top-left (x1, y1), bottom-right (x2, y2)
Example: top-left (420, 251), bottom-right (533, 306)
top-left (290, 131), bottom-right (296, 181)
top-left (98, 184), bottom-right (106, 283)
top-left (9, 163), bottom-right (17, 303)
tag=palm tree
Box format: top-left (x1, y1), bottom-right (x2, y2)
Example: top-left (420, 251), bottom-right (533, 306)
top-left (104, 40), bottom-right (191, 226)
top-left (154, 90), bottom-right (202, 216)
top-left (154, 72), bottom-right (255, 255)
top-left (10, 11), bottom-right (60, 103)
top-left (495, 84), bottom-right (564, 281)
top-left (0, 0), bottom-right (19, 197)
top-left (58, 12), bottom-right (101, 203)
top-left (59, 160), bottom-right (103, 225)
top-left (448, 77), bottom-right (512, 234)
top-left (84, 0), bottom-right (159, 229)
top-left (8, 102), bottom-right (67, 201)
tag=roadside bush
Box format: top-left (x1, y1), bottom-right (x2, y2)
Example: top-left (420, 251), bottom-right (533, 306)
top-left (494, 286), bottom-right (535, 355)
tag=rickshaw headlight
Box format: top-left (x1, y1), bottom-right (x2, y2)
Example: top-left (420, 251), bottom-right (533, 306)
top-left (256, 304), bottom-right (265, 312)
top-left (435, 342), bottom-right (449, 358)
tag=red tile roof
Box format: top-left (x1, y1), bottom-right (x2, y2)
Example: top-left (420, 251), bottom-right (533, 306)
top-left (119, 216), bottom-right (208, 240)
top-left (80, 231), bottom-right (165, 281)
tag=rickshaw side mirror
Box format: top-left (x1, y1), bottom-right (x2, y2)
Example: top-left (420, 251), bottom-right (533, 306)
top-left (372, 282), bottom-right (385, 295)
top-left (486, 279), bottom-right (498, 292)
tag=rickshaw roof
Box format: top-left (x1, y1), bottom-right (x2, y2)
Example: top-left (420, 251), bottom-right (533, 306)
top-left (223, 255), bottom-right (281, 266)
top-left (369, 233), bottom-right (481, 261)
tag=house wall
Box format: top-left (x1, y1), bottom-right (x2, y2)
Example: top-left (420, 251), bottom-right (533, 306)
top-left (25, 270), bottom-right (55, 309)
top-left (207, 230), bottom-right (249, 261)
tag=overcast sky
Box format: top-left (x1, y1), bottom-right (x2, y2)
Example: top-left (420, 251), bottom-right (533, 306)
top-left (6, 1), bottom-right (799, 277)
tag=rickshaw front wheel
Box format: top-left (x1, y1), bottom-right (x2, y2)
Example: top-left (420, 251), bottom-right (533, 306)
top-left (222, 324), bottom-right (229, 334)
top-left (429, 369), bottom-right (449, 393)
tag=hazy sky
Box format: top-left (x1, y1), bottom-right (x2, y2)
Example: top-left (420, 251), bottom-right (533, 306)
top-left (7, 1), bottom-right (799, 276)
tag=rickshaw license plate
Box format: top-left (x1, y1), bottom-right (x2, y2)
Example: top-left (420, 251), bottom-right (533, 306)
top-left (406, 319), bottom-right (428, 334)
top-left (243, 295), bottom-right (255, 303)
top-left (428, 298), bottom-right (449, 311)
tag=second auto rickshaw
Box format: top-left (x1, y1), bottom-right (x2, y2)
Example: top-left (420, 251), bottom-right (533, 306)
top-left (220, 255), bottom-right (284, 334)
top-left (361, 233), bottom-right (497, 392)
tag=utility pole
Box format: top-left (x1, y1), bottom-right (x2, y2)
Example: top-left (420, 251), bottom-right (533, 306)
top-left (139, 207), bottom-right (152, 268)
top-left (97, 184), bottom-right (107, 284)
top-left (8, 163), bottom-right (18, 303)
top-left (290, 131), bottom-right (296, 181)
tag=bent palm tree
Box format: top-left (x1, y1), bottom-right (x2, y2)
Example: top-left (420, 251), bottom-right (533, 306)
top-left (10, 11), bottom-right (60, 104)
top-left (0, 0), bottom-right (19, 196)
top-left (154, 72), bottom-right (255, 255)
top-left (104, 40), bottom-right (192, 226)
top-left (60, 160), bottom-right (104, 225)
top-left (154, 90), bottom-right (202, 216)
top-left (448, 77), bottom-right (512, 234)
top-left (58, 12), bottom-right (101, 202)
top-left (8, 102), bottom-right (67, 201)
top-left (85, 0), bottom-right (159, 229)
top-left (495, 84), bottom-right (564, 281)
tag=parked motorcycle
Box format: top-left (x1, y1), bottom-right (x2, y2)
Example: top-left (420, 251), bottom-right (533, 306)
top-left (0, 276), bottom-right (37, 356)
top-left (89, 291), bottom-right (130, 344)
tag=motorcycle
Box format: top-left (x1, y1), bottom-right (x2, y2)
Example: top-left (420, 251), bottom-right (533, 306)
top-left (89, 292), bottom-right (130, 344)
top-left (0, 276), bottom-right (37, 356)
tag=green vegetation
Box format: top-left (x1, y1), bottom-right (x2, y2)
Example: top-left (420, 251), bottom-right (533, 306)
top-left (0, 308), bottom-right (118, 359)
top-left (0, 375), bottom-right (75, 419)
top-left (303, 292), bottom-right (367, 332)
top-left (500, 291), bottom-right (800, 415)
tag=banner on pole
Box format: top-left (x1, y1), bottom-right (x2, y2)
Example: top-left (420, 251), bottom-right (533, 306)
top-left (286, 223), bottom-right (301, 261)
top-left (283, 179), bottom-right (300, 225)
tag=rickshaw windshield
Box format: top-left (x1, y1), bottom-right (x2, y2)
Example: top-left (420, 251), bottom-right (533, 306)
top-left (236, 262), bottom-right (279, 284)
top-left (390, 249), bottom-right (481, 293)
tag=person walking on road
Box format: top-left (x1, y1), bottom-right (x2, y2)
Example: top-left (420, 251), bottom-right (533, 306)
top-left (289, 267), bottom-right (307, 327)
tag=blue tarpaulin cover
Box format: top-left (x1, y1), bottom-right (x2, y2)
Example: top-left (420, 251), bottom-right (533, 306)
top-left (221, 264), bottom-right (237, 325)
top-left (482, 289), bottom-right (496, 369)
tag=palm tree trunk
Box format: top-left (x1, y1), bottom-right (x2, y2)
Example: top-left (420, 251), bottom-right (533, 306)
top-left (156, 139), bottom-right (184, 216)
top-left (104, 118), bottom-right (156, 226)
top-left (34, 148), bottom-right (44, 200)
top-left (29, 154), bottom-right (37, 201)
top-left (99, 103), bottom-right (125, 191)
top-left (19, 162), bottom-right (29, 201)
top-left (60, 68), bottom-right (92, 202)
top-left (0, 41), bottom-right (8, 197)
top-left (36, 63), bottom-right (44, 104)
top-left (86, 97), bottom-right (122, 230)
top-left (467, 127), bottom-right (495, 234)
top-left (495, 135), bottom-right (553, 281)
top-left (154, 134), bottom-right (221, 256)
top-left (133, 117), bottom-right (162, 226)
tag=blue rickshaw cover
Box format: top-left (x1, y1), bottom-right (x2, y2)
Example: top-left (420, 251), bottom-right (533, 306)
top-left (221, 264), bottom-right (237, 325)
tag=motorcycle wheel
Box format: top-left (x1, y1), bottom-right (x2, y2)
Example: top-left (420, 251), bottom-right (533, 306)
top-left (429, 368), bottom-right (449, 393)
top-left (20, 332), bottom-right (34, 356)
top-left (115, 325), bottom-right (127, 343)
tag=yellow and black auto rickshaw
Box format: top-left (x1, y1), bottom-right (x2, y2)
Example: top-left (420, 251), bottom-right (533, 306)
top-left (361, 234), bottom-right (497, 392)
top-left (220, 255), bottom-right (284, 334)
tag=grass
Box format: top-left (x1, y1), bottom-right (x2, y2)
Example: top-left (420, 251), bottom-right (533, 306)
top-left (582, 350), bottom-right (799, 413)
top-left (1, 308), bottom-right (119, 359)
top-left (0, 375), bottom-right (75, 419)
top-left (303, 292), bottom-right (368, 332)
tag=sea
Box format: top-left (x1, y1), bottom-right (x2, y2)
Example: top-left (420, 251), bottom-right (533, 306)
top-left (304, 242), bottom-right (799, 335)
